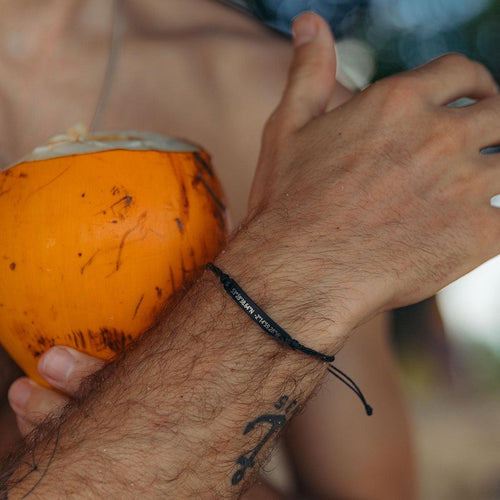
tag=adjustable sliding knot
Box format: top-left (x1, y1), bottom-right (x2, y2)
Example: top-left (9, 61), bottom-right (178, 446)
top-left (207, 262), bottom-right (373, 416)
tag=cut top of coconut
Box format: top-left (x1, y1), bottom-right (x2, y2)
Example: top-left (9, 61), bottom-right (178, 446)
top-left (5, 124), bottom-right (202, 169)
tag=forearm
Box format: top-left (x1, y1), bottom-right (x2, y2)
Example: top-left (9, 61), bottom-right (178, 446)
top-left (3, 12), bottom-right (497, 498)
top-left (1, 218), bottom-right (349, 498)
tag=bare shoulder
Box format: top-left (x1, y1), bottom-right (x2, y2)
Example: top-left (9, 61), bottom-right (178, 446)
top-left (116, 10), bottom-right (293, 113)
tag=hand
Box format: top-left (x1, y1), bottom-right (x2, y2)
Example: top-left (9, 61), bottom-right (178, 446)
top-left (7, 347), bottom-right (104, 435)
top-left (5, 17), bottom-right (488, 494)
top-left (9, 13), bottom-right (499, 433)
top-left (6, 12), bottom-right (499, 438)
top-left (248, 12), bottom-right (500, 332)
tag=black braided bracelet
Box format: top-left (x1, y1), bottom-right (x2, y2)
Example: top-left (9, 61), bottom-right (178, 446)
top-left (206, 262), bottom-right (373, 416)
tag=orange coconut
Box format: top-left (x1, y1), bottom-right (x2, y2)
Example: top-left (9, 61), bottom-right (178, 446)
top-left (0, 128), bottom-right (227, 386)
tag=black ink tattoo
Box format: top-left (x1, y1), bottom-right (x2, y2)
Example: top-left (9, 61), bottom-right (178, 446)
top-left (0, 427), bottom-right (60, 498)
top-left (231, 395), bottom-right (297, 486)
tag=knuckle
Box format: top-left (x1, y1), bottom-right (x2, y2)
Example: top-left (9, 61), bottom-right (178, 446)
top-left (438, 52), bottom-right (470, 69)
top-left (371, 74), bottom-right (421, 111)
top-left (431, 53), bottom-right (474, 78)
top-left (438, 53), bottom-right (493, 88)
top-left (469, 59), bottom-right (494, 88)
top-left (363, 75), bottom-right (423, 133)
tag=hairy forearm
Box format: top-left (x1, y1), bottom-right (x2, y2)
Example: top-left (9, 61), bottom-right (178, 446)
top-left (1, 218), bottom-right (348, 498)
top-left (4, 13), bottom-right (489, 497)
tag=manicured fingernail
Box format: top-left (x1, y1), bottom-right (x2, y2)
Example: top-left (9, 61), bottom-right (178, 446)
top-left (9, 379), bottom-right (31, 410)
top-left (292, 12), bottom-right (318, 47)
top-left (41, 347), bottom-right (75, 382)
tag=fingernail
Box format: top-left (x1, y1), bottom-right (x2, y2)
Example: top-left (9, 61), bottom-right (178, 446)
top-left (292, 12), bottom-right (318, 47)
top-left (8, 379), bottom-right (31, 410)
top-left (41, 347), bottom-right (75, 382)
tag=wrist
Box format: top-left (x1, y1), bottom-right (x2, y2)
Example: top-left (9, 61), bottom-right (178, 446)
top-left (214, 212), bottom-right (358, 353)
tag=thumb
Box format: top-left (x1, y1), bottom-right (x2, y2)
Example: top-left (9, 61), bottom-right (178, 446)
top-left (38, 346), bottom-right (105, 396)
top-left (275, 12), bottom-right (338, 135)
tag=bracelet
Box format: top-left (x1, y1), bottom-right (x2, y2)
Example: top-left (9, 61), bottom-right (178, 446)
top-left (206, 262), bottom-right (373, 416)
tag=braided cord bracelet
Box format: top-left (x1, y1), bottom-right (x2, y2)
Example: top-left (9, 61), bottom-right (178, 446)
top-left (207, 262), bottom-right (372, 416)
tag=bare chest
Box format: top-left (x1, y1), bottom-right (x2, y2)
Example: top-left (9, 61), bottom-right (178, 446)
top-left (0, 31), bottom-right (292, 223)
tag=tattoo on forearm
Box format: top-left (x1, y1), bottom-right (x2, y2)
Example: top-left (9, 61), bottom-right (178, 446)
top-left (231, 395), bottom-right (297, 486)
top-left (0, 427), bottom-right (60, 499)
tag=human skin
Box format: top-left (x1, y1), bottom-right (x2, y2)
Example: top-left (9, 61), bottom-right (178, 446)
top-left (1, 11), bottom-right (500, 498)
top-left (2, 2), bottom-right (416, 498)
top-left (12, 315), bottom-right (413, 499)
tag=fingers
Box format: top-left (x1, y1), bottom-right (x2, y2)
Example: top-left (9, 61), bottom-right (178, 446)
top-left (37, 346), bottom-right (105, 396)
top-left (8, 347), bottom-right (105, 436)
top-left (272, 12), bottom-right (337, 135)
top-left (8, 377), bottom-right (70, 436)
top-left (411, 54), bottom-right (497, 105)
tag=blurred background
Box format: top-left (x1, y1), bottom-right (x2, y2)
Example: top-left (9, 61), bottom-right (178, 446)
top-left (245, 1), bottom-right (500, 498)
